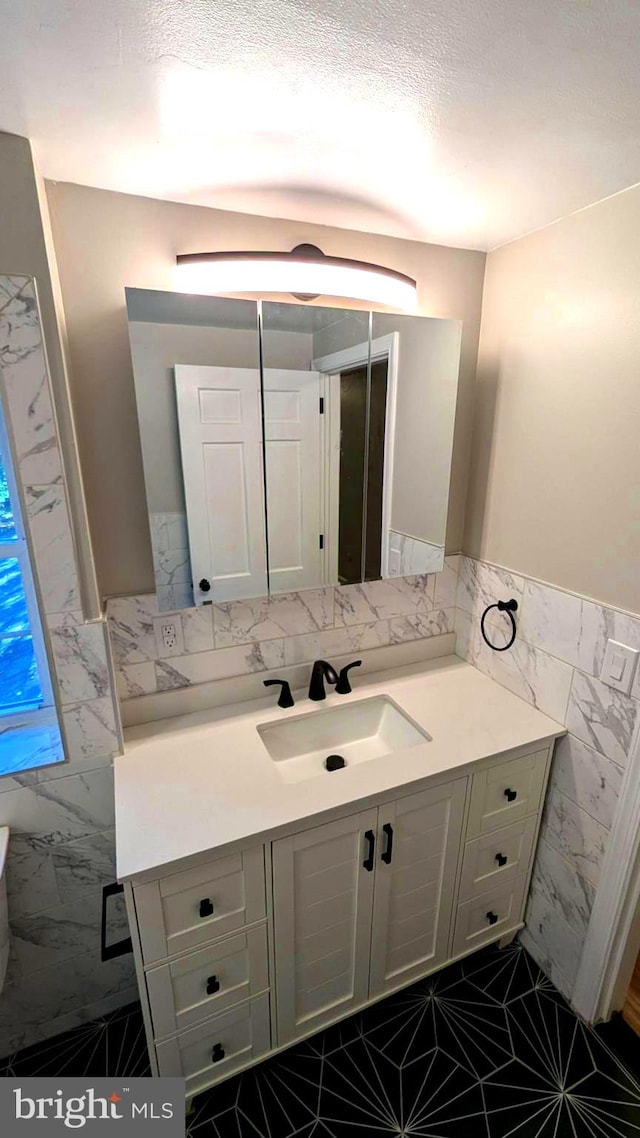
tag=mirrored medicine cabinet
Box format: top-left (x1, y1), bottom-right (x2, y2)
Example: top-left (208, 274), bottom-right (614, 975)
top-left (126, 288), bottom-right (462, 612)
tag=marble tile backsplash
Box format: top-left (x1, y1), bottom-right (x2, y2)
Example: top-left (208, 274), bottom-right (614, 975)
top-left (107, 563), bottom-right (460, 702)
top-left (387, 532), bottom-right (445, 576)
top-left (150, 511), bottom-right (193, 611)
top-left (0, 277), bottom-right (127, 1056)
top-left (454, 555), bottom-right (639, 1004)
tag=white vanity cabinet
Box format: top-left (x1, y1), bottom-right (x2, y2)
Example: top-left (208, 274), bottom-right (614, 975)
top-left (124, 741), bottom-right (554, 1098)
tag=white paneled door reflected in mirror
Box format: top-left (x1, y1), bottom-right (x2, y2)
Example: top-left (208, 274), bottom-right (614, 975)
top-left (126, 288), bottom-right (462, 612)
top-left (127, 290), bottom-right (265, 611)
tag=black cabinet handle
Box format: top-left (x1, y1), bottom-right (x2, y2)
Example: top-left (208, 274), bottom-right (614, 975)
top-left (495, 852), bottom-right (508, 867)
top-left (206, 975), bottom-right (220, 995)
top-left (486, 911), bottom-right (499, 925)
top-left (381, 823), bottom-right (394, 865)
top-left (199, 578), bottom-right (211, 593)
top-left (363, 830), bottom-right (375, 872)
top-left (199, 898), bottom-right (214, 918)
top-left (211, 1043), bottom-right (225, 1063)
top-left (504, 788), bottom-right (517, 802)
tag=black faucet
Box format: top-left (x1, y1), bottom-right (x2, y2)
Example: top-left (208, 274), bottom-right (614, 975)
top-left (308, 660), bottom-right (338, 701)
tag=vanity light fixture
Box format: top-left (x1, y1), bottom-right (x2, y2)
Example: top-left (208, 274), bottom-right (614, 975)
top-left (174, 244), bottom-right (418, 312)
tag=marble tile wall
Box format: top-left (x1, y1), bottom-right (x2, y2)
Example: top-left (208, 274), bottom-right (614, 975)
top-left (149, 511), bottom-right (193, 611)
top-left (387, 532), bottom-right (445, 576)
top-left (107, 559), bottom-right (460, 703)
top-left (0, 277), bottom-right (128, 1056)
top-left (455, 555), bottom-right (638, 1002)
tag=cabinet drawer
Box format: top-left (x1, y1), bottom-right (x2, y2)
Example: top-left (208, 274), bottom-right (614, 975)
top-left (466, 751), bottom-right (547, 838)
top-left (147, 925), bottom-right (269, 1039)
top-left (155, 995), bottom-right (271, 1095)
top-left (135, 846), bottom-right (266, 963)
top-left (452, 874), bottom-right (528, 956)
top-left (459, 816), bottom-right (537, 901)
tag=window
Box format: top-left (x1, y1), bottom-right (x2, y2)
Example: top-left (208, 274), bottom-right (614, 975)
top-left (0, 403), bottom-right (62, 775)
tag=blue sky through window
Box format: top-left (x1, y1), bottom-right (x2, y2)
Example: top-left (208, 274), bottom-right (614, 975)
top-left (0, 438), bottom-right (17, 541)
top-left (0, 361), bottom-right (62, 777)
top-left (0, 433), bottom-right (45, 716)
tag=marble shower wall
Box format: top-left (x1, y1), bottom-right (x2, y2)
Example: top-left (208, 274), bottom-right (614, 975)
top-left (455, 556), bottom-right (638, 1001)
top-left (107, 560), bottom-right (460, 704)
top-left (0, 277), bottom-right (128, 1057)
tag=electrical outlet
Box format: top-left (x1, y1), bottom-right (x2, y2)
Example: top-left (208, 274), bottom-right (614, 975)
top-left (153, 615), bottom-right (184, 658)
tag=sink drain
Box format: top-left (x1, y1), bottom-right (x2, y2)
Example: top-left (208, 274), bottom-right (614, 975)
top-left (325, 754), bottom-right (346, 771)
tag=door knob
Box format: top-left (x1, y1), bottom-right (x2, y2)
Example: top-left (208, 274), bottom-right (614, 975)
top-left (486, 911), bottom-right (499, 925)
top-left (206, 975), bottom-right (220, 995)
top-left (199, 578), bottom-right (211, 593)
top-left (495, 852), bottom-right (508, 867)
top-left (211, 1043), bottom-right (225, 1063)
top-left (199, 898), bottom-right (214, 918)
top-left (504, 788), bottom-right (517, 802)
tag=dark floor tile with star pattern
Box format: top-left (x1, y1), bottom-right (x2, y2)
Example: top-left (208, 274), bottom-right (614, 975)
top-left (3, 943), bottom-right (640, 1136)
top-left (0, 1001), bottom-right (151, 1079)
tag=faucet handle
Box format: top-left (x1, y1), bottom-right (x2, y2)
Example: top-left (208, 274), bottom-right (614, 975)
top-left (335, 660), bottom-right (362, 695)
top-left (263, 679), bottom-right (295, 708)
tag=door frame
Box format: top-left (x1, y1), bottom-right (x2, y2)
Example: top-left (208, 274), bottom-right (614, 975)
top-left (573, 716), bottom-right (640, 1022)
top-left (312, 333), bottom-right (399, 579)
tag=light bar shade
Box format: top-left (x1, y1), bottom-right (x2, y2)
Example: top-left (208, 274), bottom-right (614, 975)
top-left (174, 249), bottom-right (418, 312)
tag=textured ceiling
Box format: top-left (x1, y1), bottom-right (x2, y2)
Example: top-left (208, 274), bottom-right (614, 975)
top-left (1, 0), bottom-right (640, 250)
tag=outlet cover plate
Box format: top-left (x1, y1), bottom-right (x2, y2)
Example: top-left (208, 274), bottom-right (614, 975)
top-left (600, 638), bottom-right (638, 694)
top-left (153, 615), bottom-right (185, 659)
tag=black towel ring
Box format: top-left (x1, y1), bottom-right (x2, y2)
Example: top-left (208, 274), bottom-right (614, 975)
top-left (480, 598), bottom-right (518, 652)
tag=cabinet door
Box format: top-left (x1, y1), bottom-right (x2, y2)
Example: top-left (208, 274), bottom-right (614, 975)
top-left (273, 809), bottom-right (378, 1045)
top-left (369, 779), bottom-right (467, 998)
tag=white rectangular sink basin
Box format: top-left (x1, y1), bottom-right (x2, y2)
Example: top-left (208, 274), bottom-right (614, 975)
top-left (256, 696), bottom-right (430, 783)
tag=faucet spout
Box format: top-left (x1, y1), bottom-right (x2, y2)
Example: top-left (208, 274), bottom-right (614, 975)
top-left (308, 660), bottom-right (338, 702)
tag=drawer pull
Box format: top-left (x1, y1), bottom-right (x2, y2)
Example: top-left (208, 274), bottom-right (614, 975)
top-left (199, 898), bottom-right (215, 919)
top-left (211, 1043), bottom-right (225, 1063)
top-left (486, 911), bottom-right (499, 925)
top-left (504, 788), bottom-right (517, 802)
top-left (495, 852), bottom-right (508, 867)
top-left (206, 975), bottom-right (221, 995)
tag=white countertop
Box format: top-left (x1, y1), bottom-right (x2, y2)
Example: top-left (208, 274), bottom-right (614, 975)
top-left (114, 655), bottom-right (565, 882)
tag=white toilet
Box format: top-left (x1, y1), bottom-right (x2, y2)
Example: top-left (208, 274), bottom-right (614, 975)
top-left (0, 827), bottom-right (9, 992)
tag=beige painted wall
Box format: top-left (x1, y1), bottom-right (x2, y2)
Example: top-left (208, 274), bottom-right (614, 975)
top-left (465, 184), bottom-right (640, 614)
top-left (45, 181), bottom-right (486, 600)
